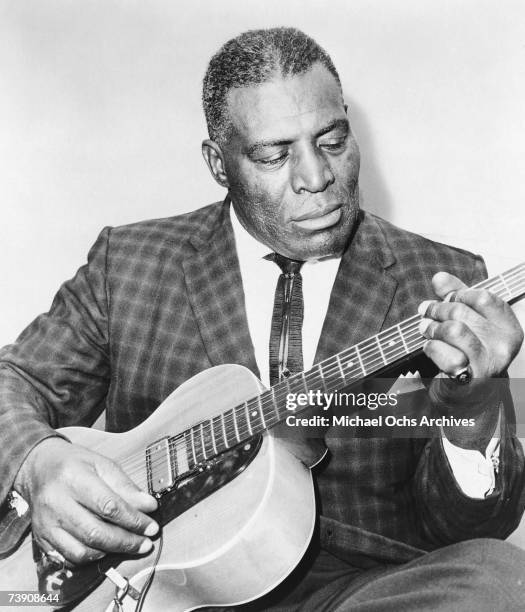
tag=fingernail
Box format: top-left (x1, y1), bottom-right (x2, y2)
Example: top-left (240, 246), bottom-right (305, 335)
top-left (418, 300), bottom-right (435, 316)
top-left (139, 492), bottom-right (158, 509)
top-left (144, 522), bottom-right (159, 537)
top-left (138, 538), bottom-right (153, 554)
top-left (140, 492), bottom-right (156, 502)
top-left (418, 318), bottom-right (432, 336)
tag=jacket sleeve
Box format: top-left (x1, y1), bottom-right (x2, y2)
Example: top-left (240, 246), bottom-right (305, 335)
top-left (413, 384), bottom-right (525, 544)
top-left (412, 256), bottom-right (525, 544)
top-left (0, 227), bottom-right (112, 506)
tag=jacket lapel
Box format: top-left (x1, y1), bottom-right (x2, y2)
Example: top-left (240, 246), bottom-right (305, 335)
top-left (182, 200), bottom-right (259, 376)
top-left (183, 205), bottom-right (397, 377)
top-left (314, 211), bottom-right (398, 364)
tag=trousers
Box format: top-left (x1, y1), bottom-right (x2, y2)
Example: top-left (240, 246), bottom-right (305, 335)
top-left (227, 538), bottom-right (525, 612)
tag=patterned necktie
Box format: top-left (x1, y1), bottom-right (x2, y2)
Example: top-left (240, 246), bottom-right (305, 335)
top-left (266, 253), bottom-right (304, 386)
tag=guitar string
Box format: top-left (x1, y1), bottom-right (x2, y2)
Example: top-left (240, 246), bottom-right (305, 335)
top-left (118, 270), bottom-right (525, 480)
top-left (118, 322), bottom-right (427, 475)
top-left (124, 310), bottom-right (525, 485)
top-left (118, 314), bottom-right (430, 475)
top-left (124, 326), bottom-right (431, 485)
top-left (121, 272), bottom-right (525, 484)
top-left (122, 268), bottom-right (524, 470)
top-left (118, 325), bottom-right (424, 482)
top-left (124, 333), bottom-right (427, 489)
top-left (118, 270), bottom-right (525, 481)
top-left (126, 321), bottom-right (524, 488)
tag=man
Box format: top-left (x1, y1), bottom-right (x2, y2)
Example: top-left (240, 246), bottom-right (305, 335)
top-left (0, 27), bottom-right (524, 610)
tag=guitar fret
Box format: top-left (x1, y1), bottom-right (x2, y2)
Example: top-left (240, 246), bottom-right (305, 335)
top-left (354, 345), bottom-right (366, 375)
top-left (194, 426), bottom-right (205, 463)
top-left (248, 397), bottom-right (264, 433)
top-left (199, 423), bottom-right (207, 460)
top-left (258, 395), bottom-right (266, 429)
top-left (284, 378), bottom-right (293, 419)
top-left (397, 324), bottom-right (409, 354)
top-left (212, 415), bottom-right (225, 453)
top-left (206, 420), bottom-right (216, 457)
top-left (336, 354), bottom-right (346, 383)
top-left (232, 408), bottom-right (240, 443)
top-left (244, 402), bottom-right (253, 436)
top-left (318, 363), bottom-right (327, 391)
top-left (375, 335), bottom-right (387, 365)
top-left (223, 409), bottom-right (238, 447)
top-left (302, 371), bottom-right (309, 393)
top-left (220, 413), bottom-right (229, 449)
top-left (402, 329), bottom-right (418, 349)
top-left (270, 384), bottom-right (283, 421)
top-left (323, 357), bottom-right (340, 388)
top-left (210, 418), bottom-right (218, 455)
top-left (236, 403), bottom-right (250, 439)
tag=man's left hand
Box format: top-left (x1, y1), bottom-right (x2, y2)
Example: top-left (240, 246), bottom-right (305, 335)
top-left (418, 271), bottom-right (523, 410)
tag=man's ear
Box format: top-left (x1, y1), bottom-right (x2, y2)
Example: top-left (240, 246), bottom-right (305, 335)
top-left (202, 139), bottom-right (229, 188)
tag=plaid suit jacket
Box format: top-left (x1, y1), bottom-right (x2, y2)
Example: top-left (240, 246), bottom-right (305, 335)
top-left (0, 200), bottom-right (523, 564)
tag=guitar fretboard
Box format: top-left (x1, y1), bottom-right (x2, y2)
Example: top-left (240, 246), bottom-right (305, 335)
top-left (160, 262), bottom-right (525, 478)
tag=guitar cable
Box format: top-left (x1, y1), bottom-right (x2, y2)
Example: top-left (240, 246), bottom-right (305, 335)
top-left (109, 528), bottom-right (164, 612)
top-left (135, 528), bottom-right (164, 612)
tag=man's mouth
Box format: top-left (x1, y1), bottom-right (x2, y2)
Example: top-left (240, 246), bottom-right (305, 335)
top-left (292, 205), bottom-right (342, 231)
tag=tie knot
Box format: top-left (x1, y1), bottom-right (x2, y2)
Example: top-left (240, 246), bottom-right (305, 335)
top-left (266, 253), bottom-right (304, 276)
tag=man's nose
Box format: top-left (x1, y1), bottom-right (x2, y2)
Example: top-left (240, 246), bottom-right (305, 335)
top-left (290, 147), bottom-right (335, 194)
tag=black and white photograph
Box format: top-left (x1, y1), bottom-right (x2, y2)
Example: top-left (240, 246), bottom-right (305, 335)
top-left (0, 1), bottom-right (524, 610)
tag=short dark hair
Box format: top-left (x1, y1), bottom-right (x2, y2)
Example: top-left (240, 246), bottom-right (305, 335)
top-left (202, 27), bottom-right (342, 144)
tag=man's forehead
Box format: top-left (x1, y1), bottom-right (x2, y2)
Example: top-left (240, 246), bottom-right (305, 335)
top-left (225, 64), bottom-right (345, 142)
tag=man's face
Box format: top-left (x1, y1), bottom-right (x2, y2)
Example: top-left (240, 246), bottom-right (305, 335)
top-left (220, 63), bottom-right (361, 260)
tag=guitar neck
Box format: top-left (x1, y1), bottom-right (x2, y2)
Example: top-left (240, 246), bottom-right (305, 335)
top-left (174, 262), bottom-right (525, 469)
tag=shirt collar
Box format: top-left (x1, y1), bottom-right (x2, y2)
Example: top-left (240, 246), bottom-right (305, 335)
top-left (230, 203), bottom-right (273, 264)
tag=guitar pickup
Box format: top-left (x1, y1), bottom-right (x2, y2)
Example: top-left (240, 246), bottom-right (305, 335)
top-left (146, 437), bottom-right (175, 495)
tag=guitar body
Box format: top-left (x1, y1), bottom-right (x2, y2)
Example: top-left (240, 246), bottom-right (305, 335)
top-left (0, 364), bottom-right (318, 611)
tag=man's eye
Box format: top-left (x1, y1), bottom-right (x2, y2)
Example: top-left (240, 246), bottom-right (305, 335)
top-left (257, 152), bottom-right (288, 166)
top-left (320, 138), bottom-right (346, 152)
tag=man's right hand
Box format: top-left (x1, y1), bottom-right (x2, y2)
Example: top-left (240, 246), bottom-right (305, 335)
top-left (13, 438), bottom-right (159, 565)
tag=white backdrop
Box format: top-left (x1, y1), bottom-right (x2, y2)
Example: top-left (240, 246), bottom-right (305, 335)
top-left (1, 0), bottom-right (524, 366)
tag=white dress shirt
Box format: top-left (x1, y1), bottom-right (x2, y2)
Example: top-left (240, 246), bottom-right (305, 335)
top-left (230, 206), bottom-right (499, 499)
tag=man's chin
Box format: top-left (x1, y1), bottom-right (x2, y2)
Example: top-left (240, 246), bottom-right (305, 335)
top-left (285, 231), bottom-right (350, 261)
